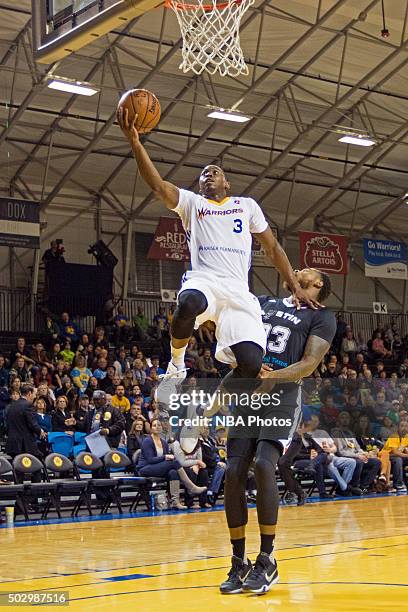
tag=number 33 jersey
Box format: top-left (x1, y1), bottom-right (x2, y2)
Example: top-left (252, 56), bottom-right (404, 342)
top-left (174, 189), bottom-right (268, 286)
top-left (259, 296), bottom-right (336, 370)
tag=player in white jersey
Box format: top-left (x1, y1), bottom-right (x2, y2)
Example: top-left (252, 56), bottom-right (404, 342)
top-left (118, 109), bottom-right (322, 397)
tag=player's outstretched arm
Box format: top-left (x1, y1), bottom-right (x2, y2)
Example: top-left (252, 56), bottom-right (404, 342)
top-left (254, 227), bottom-right (323, 310)
top-left (259, 335), bottom-right (330, 383)
top-left (117, 107), bottom-right (179, 210)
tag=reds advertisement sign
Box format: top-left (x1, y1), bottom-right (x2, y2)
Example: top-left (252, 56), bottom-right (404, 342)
top-left (147, 217), bottom-right (190, 261)
top-left (299, 231), bottom-right (348, 275)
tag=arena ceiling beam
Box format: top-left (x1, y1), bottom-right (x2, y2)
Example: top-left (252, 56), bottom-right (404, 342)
top-left (129, 0), bottom-right (359, 219)
top-left (9, 17), bottom-right (143, 188)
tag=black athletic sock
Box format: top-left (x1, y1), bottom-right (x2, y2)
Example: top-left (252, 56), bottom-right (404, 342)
top-left (260, 533), bottom-right (275, 556)
top-left (231, 538), bottom-right (246, 561)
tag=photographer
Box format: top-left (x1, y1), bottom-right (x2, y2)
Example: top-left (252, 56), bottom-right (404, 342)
top-left (42, 240), bottom-right (65, 265)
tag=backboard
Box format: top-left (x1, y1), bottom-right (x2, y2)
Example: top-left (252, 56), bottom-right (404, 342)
top-left (32, 0), bottom-right (160, 64)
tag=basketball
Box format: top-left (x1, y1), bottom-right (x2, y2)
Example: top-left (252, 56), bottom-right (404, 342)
top-left (117, 88), bottom-right (161, 134)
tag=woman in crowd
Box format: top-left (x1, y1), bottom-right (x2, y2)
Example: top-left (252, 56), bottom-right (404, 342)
top-left (71, 354), bottom-right (92, 396)
top-left (127, 417), bottom-right (147, 459)
top-left (54, 376), bottom-right (76, 411)
top-left (137, 418), bottom-right (206, 510)
top-left (172, 433), bottom-right (211, 509)
top-left (34, 397), bottom-right (52, 433)
top-left (36, 382), bottom-right (55, 412)
top-left (51, 395), bottom-right (76, 434)
top-left (50, 343), bottom-right (62, 367)
top-left (34, 365), bottom-right (52, 387)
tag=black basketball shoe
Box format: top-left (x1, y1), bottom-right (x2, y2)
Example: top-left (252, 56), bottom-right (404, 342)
top-left (219, 556), bottom-right (253, 594)
top-left (242, 552), bottom-right (279, 595)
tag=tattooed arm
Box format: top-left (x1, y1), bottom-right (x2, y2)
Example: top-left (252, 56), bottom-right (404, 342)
top-left (260, 335), bottom-right (331, 383)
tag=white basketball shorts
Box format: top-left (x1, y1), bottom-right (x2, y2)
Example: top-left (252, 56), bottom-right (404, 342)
top-left (178, 271), bottom-right (267, 364)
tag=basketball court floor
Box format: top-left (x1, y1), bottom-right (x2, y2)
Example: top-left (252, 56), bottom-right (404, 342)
top-left (1, 495), bottom-right (407, 611)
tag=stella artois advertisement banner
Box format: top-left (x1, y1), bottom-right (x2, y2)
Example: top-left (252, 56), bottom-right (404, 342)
top-left (299, 231), bottom-right (348, 275)
top-left (148, 217), bottom-right (190, 261)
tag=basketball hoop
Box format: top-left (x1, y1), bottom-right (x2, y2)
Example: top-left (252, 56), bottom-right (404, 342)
top-left (165, 0), bottom-right (255, 77)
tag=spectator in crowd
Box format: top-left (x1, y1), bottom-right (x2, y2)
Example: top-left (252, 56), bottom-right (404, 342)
top-left (10, 336), bottom-right (33, 367)
top-left (133, 306), bottom-right (150, 340)
top-left (51, 396), bottom-right (76, 434)
top-left (372, 332), bottom-right (392, 359)
top-left (197, 321), bottom-right (215, 345)
top-left (185, 337), bottom-right (199, 371)
top-left (10, 356), bottom-right (31, 382)
top-left (382, 421), bottom-right (408, 492)
top-left (34, 397), bottom-right (52, 432)
top-left (137, 417), bottom-right (205, 509)
top-left (380, 415), bottom-right (397, 441)
top-left (127, 418), bottom-right (146, 458)
top-left (278, 420), bottom-right (330, 503)
top-left (44, 315), bottom-right (61, 341)
top-left (90, 390), bottom-right (125, 449)
top-left (132, 358), bottom-right (147, 390)
top-left (50, 343), bottom-right (62, 367)
top-left (354, 353), bottom-right (366, 375)
top-left (34, 365), bottom-right (52, 387)
top-left (5, 384), bottom-right (47, 460)
top-left (153, 307), bottom-right (168, 339)
top-left (147, 355), bottom-right (165, 377)
top-left (59, 340), bottom-right (76, 367)
top-left (93, 357), bottom-right (108, 382)
top-left (74, 395), bottom-right (92, 433)
top-left (332, 412), bottom-right (381, 493)
top-left (341, 329), bottom-right (358, 361)
top-left (59, 312), bottom-right (80, 346)
top-left (93, 327), bottom-right (109, 351)
top-left (42, 240), bottom-right (65, 265)
top-left (372, 391), bottom-right (392, 424)
top-left (172, 434), bottom-right (210, 509)
top-left (197, 348), bottom-right (219, 378)
top-left (111, 384), bottom-right (131, 415)
top-left (309, 414), bottom-right (356, 497)
top-left (113, 348), bottom-right (127, 378)
top-left (356, 332), bottom-right (368, 355)
top-left (200, 425), bottom-right (226, 506)
top-left (320, 394), bottom-right (340, 429)
top-left (30, 342), bottom-right (53, 370)
top-left (71, 355), bottom-right (92, 396)
top-left (113, 306), bottom-right (131, 344)
top-left (0, 354), bottom-right (9, 387)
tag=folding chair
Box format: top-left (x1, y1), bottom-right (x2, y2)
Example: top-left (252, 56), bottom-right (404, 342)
top-left (104, 450), bottom-right (150, 514)
top-left (131, 450), bottom-right (167, 512)
top-left (0, 457), bottom-right (26, 520)
top-left (74, 452), bottom-right (118, 514)
top-left (45, 453), bottom-right (91, 518)
top-left (12, 454), bottom-right (59, 520)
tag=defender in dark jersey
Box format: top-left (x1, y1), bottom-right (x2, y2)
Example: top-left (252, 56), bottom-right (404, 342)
top-left (220, 268), bottom-right (336, 595)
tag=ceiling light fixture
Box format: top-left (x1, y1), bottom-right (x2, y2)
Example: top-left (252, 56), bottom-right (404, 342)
top-left (208, 109), bottom-right (251, 123)
top-left (338, 134), bottom-right (376, 147)
top-left (48, 77), bottom-right (99, 96)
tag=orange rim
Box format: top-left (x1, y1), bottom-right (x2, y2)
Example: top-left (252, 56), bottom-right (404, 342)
top-left (165, 0), bottom-right (242, 11)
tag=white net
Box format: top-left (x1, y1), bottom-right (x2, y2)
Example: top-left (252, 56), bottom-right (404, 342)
top-left (166, 0), bottom-right (255, 77)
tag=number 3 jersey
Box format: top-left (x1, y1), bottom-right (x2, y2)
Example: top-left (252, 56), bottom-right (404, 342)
top-left (174, 189), bottom-right (268, 287)
top-left (259, 296), bottom-right (336, 371)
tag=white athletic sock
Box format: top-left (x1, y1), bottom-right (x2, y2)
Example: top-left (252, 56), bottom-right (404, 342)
top-left (171, 345), bottom-right (186, 369)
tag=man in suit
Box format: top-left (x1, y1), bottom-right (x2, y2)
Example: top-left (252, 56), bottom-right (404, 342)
top-left (5, 384), bottom-right (47, 459)
top-left (90, 390), bottom-right (125, 449)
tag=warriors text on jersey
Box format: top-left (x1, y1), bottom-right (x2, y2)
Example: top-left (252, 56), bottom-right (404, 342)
top-left (174, 189), bottom-right (268, 286)
top-left (259, 296), bottom-right (336, 371)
